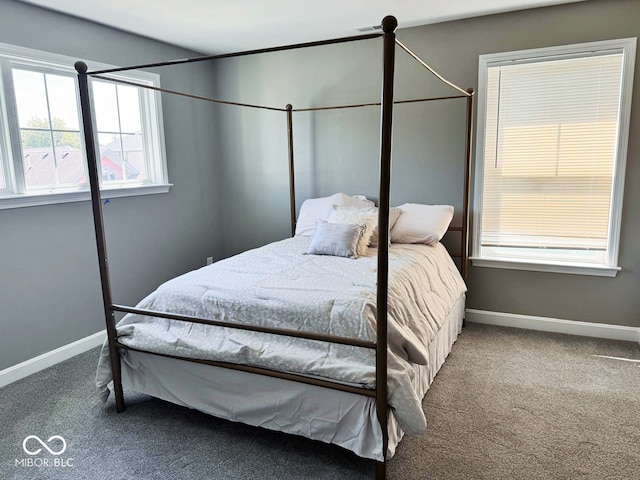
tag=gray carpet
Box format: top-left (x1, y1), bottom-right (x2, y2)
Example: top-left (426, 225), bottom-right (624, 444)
top-left (1, 323), bottom-right (639, 479)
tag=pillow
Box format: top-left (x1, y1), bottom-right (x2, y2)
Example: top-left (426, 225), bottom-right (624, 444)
top-left (295, 193), bottom-right (374, 237)
top-left (390, 203), bottom-right (454, 245)
top-left (306, 220), bottom-right (363, 258)
top-left (327, 206), bottom-right (377, 256)
top-left (369, 207), bottom-right (403, 247)
top-left (352, 194), bottom-right (375, 206)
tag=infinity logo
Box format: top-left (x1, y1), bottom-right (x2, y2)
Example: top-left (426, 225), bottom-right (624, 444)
top-left (22, 436), bottom-right (67, 456)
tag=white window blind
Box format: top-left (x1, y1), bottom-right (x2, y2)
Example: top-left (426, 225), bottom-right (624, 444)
top-left (473, 38), bottom-right (636, 275)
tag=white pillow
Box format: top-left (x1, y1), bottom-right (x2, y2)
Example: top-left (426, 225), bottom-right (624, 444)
top-left (306, 220), bottom-right (363, 258)
top-left (390, 203), bottom-right (454, 245)
top-left (295, 193), bottom-right (374, 237)
top-left (370, 207), bottom-right (403, 247)
top-left (352, 194), bottom-right (375, 206)
top-left (328, 206), bottom-right (377, 256)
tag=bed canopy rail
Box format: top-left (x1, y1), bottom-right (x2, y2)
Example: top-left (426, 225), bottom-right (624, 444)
top-left (75, 15), bottom-right (473, 480)
top-left (395, 39), bottom-right (473, 98)
top-left (91, 74), bottom-right (288, 111)
top-left (86, 32), bottom-right (383, 76)
top-left (86, 71), bottom-right (469, 114)
top-left (291, 94), bottom-right (467, 112)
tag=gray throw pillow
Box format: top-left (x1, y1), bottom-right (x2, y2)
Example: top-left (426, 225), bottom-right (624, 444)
top-left (306, 220), bottom-right (363, 258)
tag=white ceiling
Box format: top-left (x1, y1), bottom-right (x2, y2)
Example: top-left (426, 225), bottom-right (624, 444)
top-left (22, 0), bottom-right (587, 54)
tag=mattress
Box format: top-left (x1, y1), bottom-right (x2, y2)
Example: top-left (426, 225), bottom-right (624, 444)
top-left (118, 293), bottom-right (465, 461)
top-left (97, 236), bottom-right (466, 451)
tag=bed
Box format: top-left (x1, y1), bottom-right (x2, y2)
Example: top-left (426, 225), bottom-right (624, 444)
top-left (76, 15), bottom-right (475, 479)
top-left (96, 236), bottom-right (466, 460)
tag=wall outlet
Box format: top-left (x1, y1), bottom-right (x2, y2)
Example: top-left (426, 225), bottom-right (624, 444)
top-left (206, 256), bottom-right (214, 265)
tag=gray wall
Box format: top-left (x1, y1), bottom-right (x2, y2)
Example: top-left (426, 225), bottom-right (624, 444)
top-left (213, 0), bottom-right (640, 327)
top-left (0, 0), bottom-right (225, 370)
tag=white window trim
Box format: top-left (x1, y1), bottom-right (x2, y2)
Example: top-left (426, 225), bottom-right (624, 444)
top-left (472, 38), bottom-right (636, 277)
top-left (0, 184), bottom-right (172, 210)
top-left (469, 257), bottom-right (622, 277)
top-left (0, 42), bottom-right (170, 209)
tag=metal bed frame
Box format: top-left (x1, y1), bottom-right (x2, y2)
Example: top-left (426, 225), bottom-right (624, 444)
top-left (75, 15), bottom-right (474, 480)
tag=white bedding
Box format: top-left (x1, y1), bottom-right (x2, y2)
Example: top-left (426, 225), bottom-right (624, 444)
top-left (118, 294), bottom-right (465, 461)
top-left (97, 236), bottom-right (466, 434)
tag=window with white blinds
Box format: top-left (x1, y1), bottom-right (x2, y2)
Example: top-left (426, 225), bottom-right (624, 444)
top-left (473, 39), bottom-right (636, 276)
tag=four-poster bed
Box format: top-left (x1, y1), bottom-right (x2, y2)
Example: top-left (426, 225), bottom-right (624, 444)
top-left (77, 15), bottom-right (475, 479)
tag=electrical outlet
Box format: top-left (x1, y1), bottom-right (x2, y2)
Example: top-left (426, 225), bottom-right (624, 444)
top-left (206, 256), bottom-right (214, 265)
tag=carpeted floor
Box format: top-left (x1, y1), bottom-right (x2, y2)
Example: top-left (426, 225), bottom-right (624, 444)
top-left (1, 323), bottom-right (639, 480)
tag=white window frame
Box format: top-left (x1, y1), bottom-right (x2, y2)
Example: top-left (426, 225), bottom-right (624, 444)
top-left (0, 43), bottom-right (171, 210)
top-left (471, 38), bottom-right (636, 277)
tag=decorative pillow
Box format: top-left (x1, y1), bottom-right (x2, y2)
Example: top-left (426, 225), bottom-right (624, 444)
top-left (327, 206), bottom-right (377, 256)
top-left (295, 193), bottom-right (375, 237)
top-left (369, 207), bottom-right (403, 247)
top-left (306, 220), bottom-right (363, 258)
top-left (390, 203), bottom-right (455, 245)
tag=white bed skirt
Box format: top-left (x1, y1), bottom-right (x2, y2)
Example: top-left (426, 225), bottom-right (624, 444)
top-left (119, 294), bottom-right (465, 461)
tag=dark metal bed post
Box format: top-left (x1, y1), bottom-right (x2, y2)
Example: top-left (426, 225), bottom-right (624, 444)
top-left (461, 88), bottom-right (475, 281)
top-left (75, 61), bottom-right (125, 413)
top-left (376, 15), bottom-right (397, 480)
top-left (286, 104), bottom-right (296, 236)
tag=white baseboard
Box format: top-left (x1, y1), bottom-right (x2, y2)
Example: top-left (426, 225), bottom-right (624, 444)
top-left (466, 309), bottom-right (640, 344)
top-left (0, 330), bottom-right (106, 389)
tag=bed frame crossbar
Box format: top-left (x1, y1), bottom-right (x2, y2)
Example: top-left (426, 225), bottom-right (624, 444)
top-left (76, 15), bottom-right (475, 480)
top-left (115, 342), bottom-right (377, 398)
top-left (112, 304), bottom-right (377, 349)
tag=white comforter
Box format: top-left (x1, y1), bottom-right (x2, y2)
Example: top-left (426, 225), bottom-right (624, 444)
top-left (96, 236), bottom-right (466, 434)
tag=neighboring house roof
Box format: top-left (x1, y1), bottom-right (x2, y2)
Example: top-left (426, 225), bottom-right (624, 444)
top-left (101, 133), bottom-right (145, 180)
top-left (100, 149), bottom-right (140, 179)
top-left (23, 139), bottom-right (142, 187)
top-left (23, 145), bottom-right (84, 187)
top-left (103, 133), bottom-right (143, 152)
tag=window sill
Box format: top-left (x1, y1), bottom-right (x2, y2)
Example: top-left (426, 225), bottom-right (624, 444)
top-left (0, 184), bottom-right (172, 210)
top-left (469, 257), bottom-right (621, 277)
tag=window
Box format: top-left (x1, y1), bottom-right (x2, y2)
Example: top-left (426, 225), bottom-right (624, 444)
top-left (13, 68), bottom-right (84, 189)
top-left (0, 43), bottom-right (169, 209)
top-left (472, 39), bottom-right (636, 277)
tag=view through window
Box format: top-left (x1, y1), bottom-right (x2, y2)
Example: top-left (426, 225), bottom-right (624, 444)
top-left (0, 42), bottom-right (167, 208)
